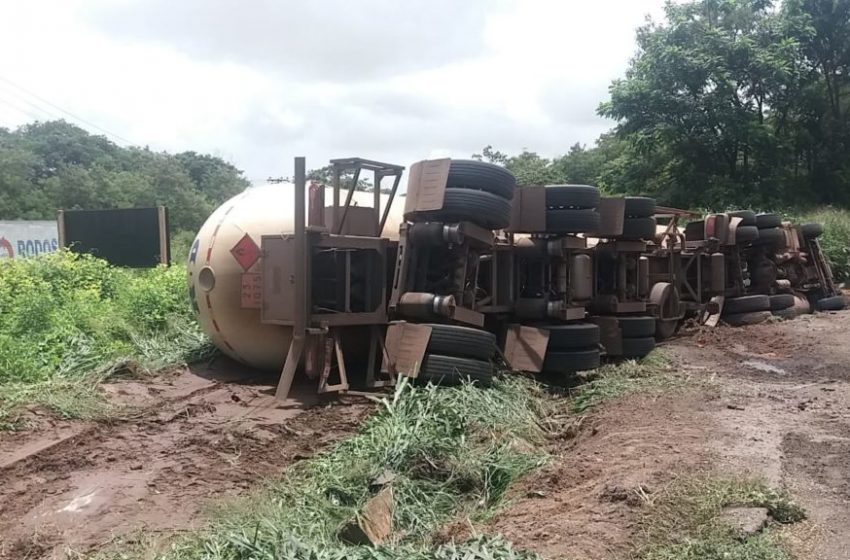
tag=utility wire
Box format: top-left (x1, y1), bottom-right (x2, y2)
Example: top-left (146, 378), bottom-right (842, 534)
top-left (0, 96), bottom-right (45, 123)
top-left (0, 84), bottom-right (64, 121)
top-left (0, 75), bottom-right (136, 146)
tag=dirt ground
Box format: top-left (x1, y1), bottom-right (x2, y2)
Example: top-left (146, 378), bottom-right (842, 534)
top-left (3, 312), bottom-right (850, 560)
top-left (0, 359), bottom-right (372, 560)
top-left (480, 310), bottom-right (850, 560)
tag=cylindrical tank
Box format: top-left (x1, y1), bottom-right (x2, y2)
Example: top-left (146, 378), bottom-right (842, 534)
top-left (187, 182), bottom-right (406, 370)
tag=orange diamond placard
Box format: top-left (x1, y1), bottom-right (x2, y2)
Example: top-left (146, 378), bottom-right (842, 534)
top-left (230, 234), bottom-right (260, 271)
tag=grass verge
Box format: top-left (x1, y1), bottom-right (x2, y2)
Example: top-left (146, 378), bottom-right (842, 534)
top-left (636, 476), bottom-right (805, 560)
top-left (90, 376), bottom-right (549, 560)
top-left (0, 250), bottom-right (211, 427)
top-left (571, 350), bottom-right (676, 413)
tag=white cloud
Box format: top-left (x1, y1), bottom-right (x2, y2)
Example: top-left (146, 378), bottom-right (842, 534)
top-left (0, 0), bottom-right (667, 182)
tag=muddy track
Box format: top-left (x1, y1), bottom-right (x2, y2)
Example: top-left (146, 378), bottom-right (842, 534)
top-left (473, 310), bottom-right (850, 560)
top-left (0, 360), bottom-right (372, 560)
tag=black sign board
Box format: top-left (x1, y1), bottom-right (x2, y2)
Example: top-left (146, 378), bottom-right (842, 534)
top-left (59, 207), bottom-right (169, 268)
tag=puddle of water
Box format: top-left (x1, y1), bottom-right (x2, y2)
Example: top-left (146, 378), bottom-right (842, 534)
top-left (743, 360), bottom-right (787, 375)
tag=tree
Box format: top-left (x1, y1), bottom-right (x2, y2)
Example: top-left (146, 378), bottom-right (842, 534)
top-left (0, 120), bottom-right (250, 232)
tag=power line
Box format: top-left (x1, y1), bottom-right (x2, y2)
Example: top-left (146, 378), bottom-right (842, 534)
top-left (0, 96), bottom-right (45, 123)
top-left (0, 84), bottom-right (63, 121)
top-left (0, 75), bottom-right (136, 145)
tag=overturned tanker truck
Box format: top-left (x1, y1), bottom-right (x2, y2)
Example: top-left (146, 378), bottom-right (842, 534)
top-left (187, 157), bottom-right (844, 399)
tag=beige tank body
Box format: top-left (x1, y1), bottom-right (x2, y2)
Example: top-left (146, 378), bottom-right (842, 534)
top-left (187, 183), bottom-right (405, 370)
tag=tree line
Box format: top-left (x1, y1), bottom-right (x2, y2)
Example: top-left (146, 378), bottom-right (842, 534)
top-left (478, 0), bottom-right (850, 210)
top-left (0, 120), bottom-right (249, 233)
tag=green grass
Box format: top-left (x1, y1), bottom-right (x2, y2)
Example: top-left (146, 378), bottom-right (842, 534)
top-left (91, 377), bottom-right (548, 560)
top-left (636, 476), bottom-right (805, 560)
top-left (0, 250), bottom-right (212, 427)
top-left (571, 350), bottom-right (676, 413)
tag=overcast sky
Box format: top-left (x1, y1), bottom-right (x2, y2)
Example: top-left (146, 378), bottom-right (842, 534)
top-left (0, 0), bottom-right (666, 183)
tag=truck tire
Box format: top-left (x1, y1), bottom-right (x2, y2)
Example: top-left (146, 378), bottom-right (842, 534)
top-left (424, 324), bottom-right (496, 360)
top-left (769, 294), bottom-right (795, 311)
top-left (724, 295), bottom-right (770, 314)
top-left (546, 208), bottom-right (601, 233)
top-left (756, 213), bottom-right (782, 229)
top-left (542, 322), bottom-right (600, 350)
top-left (545, 185), bottom-right (600, 209)
top-left (723, 310), bottom-right (772, 326)
top-left (729, 210), bottom-right (757, 227)
top-left (424, 188), bottom-right (512, 230)
top-left (418, 354), bottom-right (493, 386)
top-left (816, 295), bottom-right (846, 311)
top-left (773, 307), bottom-right (799, 320)
top-left (620, 217), bottom-right (657, 240)
top-left (621, 337), bottom-right (656, 358)
top-left (617, 316), bottom-right (656, 338)
top-left (752, 227), bottom-right (784, 247)
top-left (734, 225), bottom-right (760, 244)
top-left (801, 223), bottom-right (824, 239)
top-left (543, 349), bottom-right (601, 373)
top-left (656, 319), bottom-right (679, 340)
top-left (624, 196), bottom-right (656, 218)
top-left (446, 160), bottom-right (516, 200)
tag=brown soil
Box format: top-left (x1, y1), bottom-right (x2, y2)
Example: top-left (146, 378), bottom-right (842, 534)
top-left (4, 312), bottom-right (850, 559)
top-left (476, 310), bottom-right (850, 560)
top-left (0, 358), bottom-right (372, 560)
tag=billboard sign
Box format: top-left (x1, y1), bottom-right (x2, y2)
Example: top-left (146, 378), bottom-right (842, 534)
top-left (0, 220), bottom-right (59, 259)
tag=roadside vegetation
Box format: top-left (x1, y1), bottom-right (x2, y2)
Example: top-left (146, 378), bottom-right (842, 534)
top-left (637, 476), bottom-right (805, 560)
top-left (570, 350), bottom-right (676, 413)
top-left (0, 250), bottom-right (210, 427)
top-left (93, 377), bottom-right (548, 560)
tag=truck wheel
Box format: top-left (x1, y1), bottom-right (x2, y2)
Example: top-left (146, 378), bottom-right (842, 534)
top-left (656, 319), bottom-right (679, 340)
top-left (543, 349), bottom-right (601, 373)
top-left (542, 322), bottom-right (600, 350)
top-left (816, 295), bottom-right (846, 311)
top-left (624, 196), bottom-right (656, 218)
top-left (768, 294), bottom-right (795, 311)
top-left (801, 223), bottom-right (824, 239)
top-left (724, 295), bottom-right (770, 314)
top-left (752, 227), bottom-right (784, 247)
top-left (418, 354), bottom-right (493, 386)
top-left (621, 336), bottom-right (656, 358)
top-left (650, 282), bottom-right (681, 340)
top-left (446, 160), bottom-right (516, 200)
top-left (734, 225), bottom-right (760, 244)
top-left (755, 213), bottom-right (782, 229)
top-left (723, 310), bottom-right (772, 326)
top-left (423, 188), bottom-right (512, 230)
top-left (617, 316), bottom-right (656, 338)
top-left (773, 307), bottom-right (799, 320)
top-left (770, 294), bottom-right (794, 311)
top-left (545, 185), bottom-right (600, 209)
top-left (729, 210), bottom-right (757, 226)
top-left (424, 324), bottom-right (496, 360)
top-left (545, 208), bottom-right (601, 233)
top-left (620, 217), bottom-right (657, 240)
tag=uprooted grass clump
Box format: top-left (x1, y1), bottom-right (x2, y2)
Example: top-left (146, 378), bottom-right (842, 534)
top-left (571, 350), bottom-right (677, 413)
top-left (637, 476), bottom-right (805, 560)
top-left (0, 250), bottom-right (212, 426)
top-left (97, 377), bottom-right (547, 560)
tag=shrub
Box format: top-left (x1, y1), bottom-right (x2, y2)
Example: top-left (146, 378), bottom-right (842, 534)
top-left (0, 250), bottom-right (207, 387)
